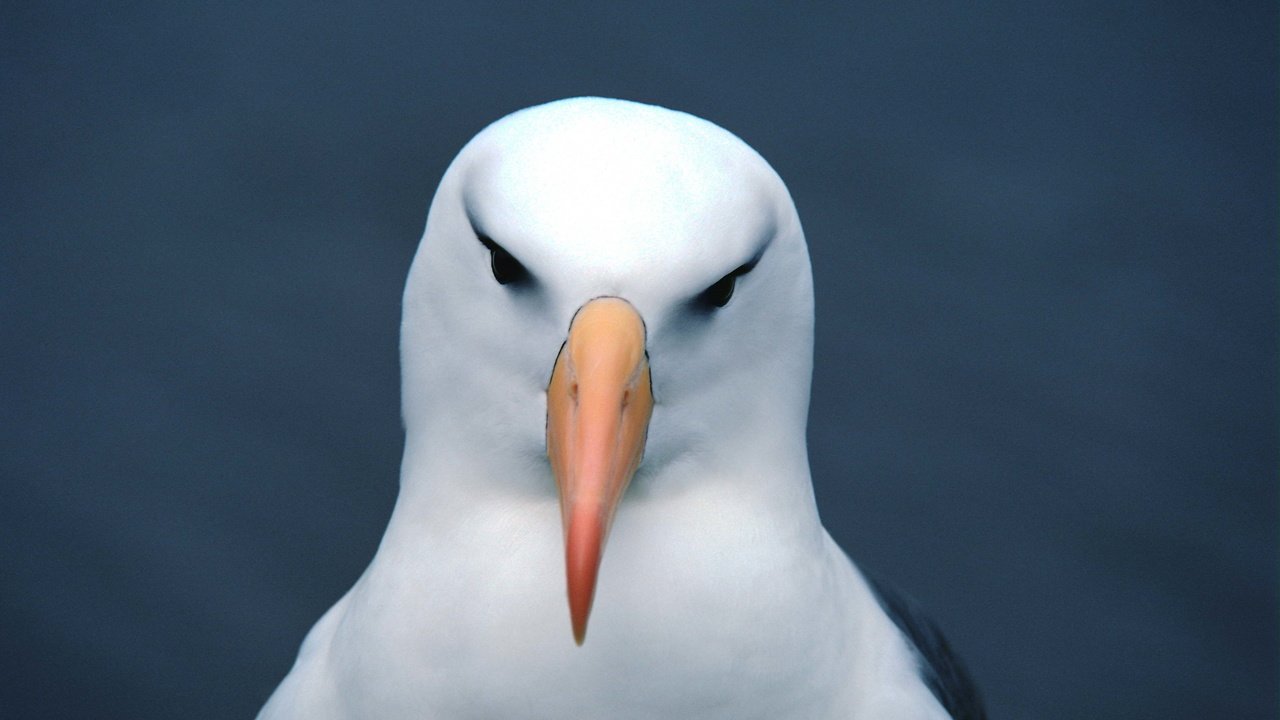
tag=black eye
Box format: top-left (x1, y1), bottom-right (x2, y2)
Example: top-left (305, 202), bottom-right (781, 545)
top-left (695, 260), bottom-right (756, 311)
top-left (478, 234), bottom-right (529, 286)
top-left (699, 273), bottom-right (737, 308)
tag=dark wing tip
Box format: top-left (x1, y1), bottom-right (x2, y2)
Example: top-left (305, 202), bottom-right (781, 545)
top-left (864, 573), bottom-right (988, 720)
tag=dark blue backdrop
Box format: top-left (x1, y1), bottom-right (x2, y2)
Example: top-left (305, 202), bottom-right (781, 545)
top-left (3, 2), bottom-right (1276, 718)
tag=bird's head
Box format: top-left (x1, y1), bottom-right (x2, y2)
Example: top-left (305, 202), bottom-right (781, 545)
top-left (400, 98), bottom-right (814, 644)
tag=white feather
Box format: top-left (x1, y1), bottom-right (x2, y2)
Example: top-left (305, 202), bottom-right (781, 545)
top-left (258, 98), bottom-right (948, 720)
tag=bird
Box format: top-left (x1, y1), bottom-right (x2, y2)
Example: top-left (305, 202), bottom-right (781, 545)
top-left (257, 97), bottom-right (985, 720)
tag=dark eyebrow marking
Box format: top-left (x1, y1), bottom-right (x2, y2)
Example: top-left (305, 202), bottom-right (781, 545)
top-left (692, 249), bottom-right (764, 312)
top-left (469, 217), bottom-right (532, 287)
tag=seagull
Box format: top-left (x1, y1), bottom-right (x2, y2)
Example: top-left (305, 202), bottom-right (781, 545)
top-left (257, 97), bottom-right (985, 720)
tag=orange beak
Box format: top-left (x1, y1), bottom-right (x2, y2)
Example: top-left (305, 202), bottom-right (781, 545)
top-left (546, 297), bottom-right (654, 645)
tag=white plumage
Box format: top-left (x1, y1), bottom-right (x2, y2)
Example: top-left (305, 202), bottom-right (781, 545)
top-left (258, 97), bottom-right (955, 720)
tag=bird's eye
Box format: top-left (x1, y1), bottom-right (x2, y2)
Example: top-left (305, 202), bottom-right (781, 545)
top-left (478, 234), bottom-right (529, 286)
top-left (695, 260), bottom-right (756, 311)
top-left (700, 273), bottom-right (737, 308)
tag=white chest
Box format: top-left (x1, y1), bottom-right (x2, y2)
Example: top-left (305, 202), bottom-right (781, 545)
top-left (329, 498), bottom-right (869, 719)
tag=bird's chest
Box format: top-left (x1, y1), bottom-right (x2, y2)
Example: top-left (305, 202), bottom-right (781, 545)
top-left (335, 501), bottom-right (847, 720)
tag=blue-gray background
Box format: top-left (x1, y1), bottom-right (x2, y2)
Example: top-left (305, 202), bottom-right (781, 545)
top-left (3, 2), bottom-right (1276, 718)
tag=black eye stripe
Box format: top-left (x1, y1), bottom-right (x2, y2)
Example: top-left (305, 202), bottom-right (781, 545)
top-left (701, 274), bottom-right (737, 308)
top-left (476, 232), bottom-right (530, 286)
top-left (695, 260), bottom-right (757, 311)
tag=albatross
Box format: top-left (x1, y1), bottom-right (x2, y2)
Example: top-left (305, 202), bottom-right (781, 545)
top-left (257, 97), bottom-right (985, 720)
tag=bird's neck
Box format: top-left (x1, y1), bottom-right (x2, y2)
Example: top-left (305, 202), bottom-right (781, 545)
top-left (343, 434), bottom-right (869, 720)
top-left (392, 410), bottom-right (819, 528)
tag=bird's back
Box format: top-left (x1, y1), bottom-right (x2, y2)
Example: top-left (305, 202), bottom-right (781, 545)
top-left (864, 573), bottom-right (987, 720)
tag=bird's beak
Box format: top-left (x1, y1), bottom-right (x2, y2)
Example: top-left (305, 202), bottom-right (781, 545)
top-left (546, 297), bottom-right (653, 645)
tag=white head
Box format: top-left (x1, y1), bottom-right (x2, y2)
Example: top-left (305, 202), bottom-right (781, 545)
top-left (399, 97), bottom-right (815, 642)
